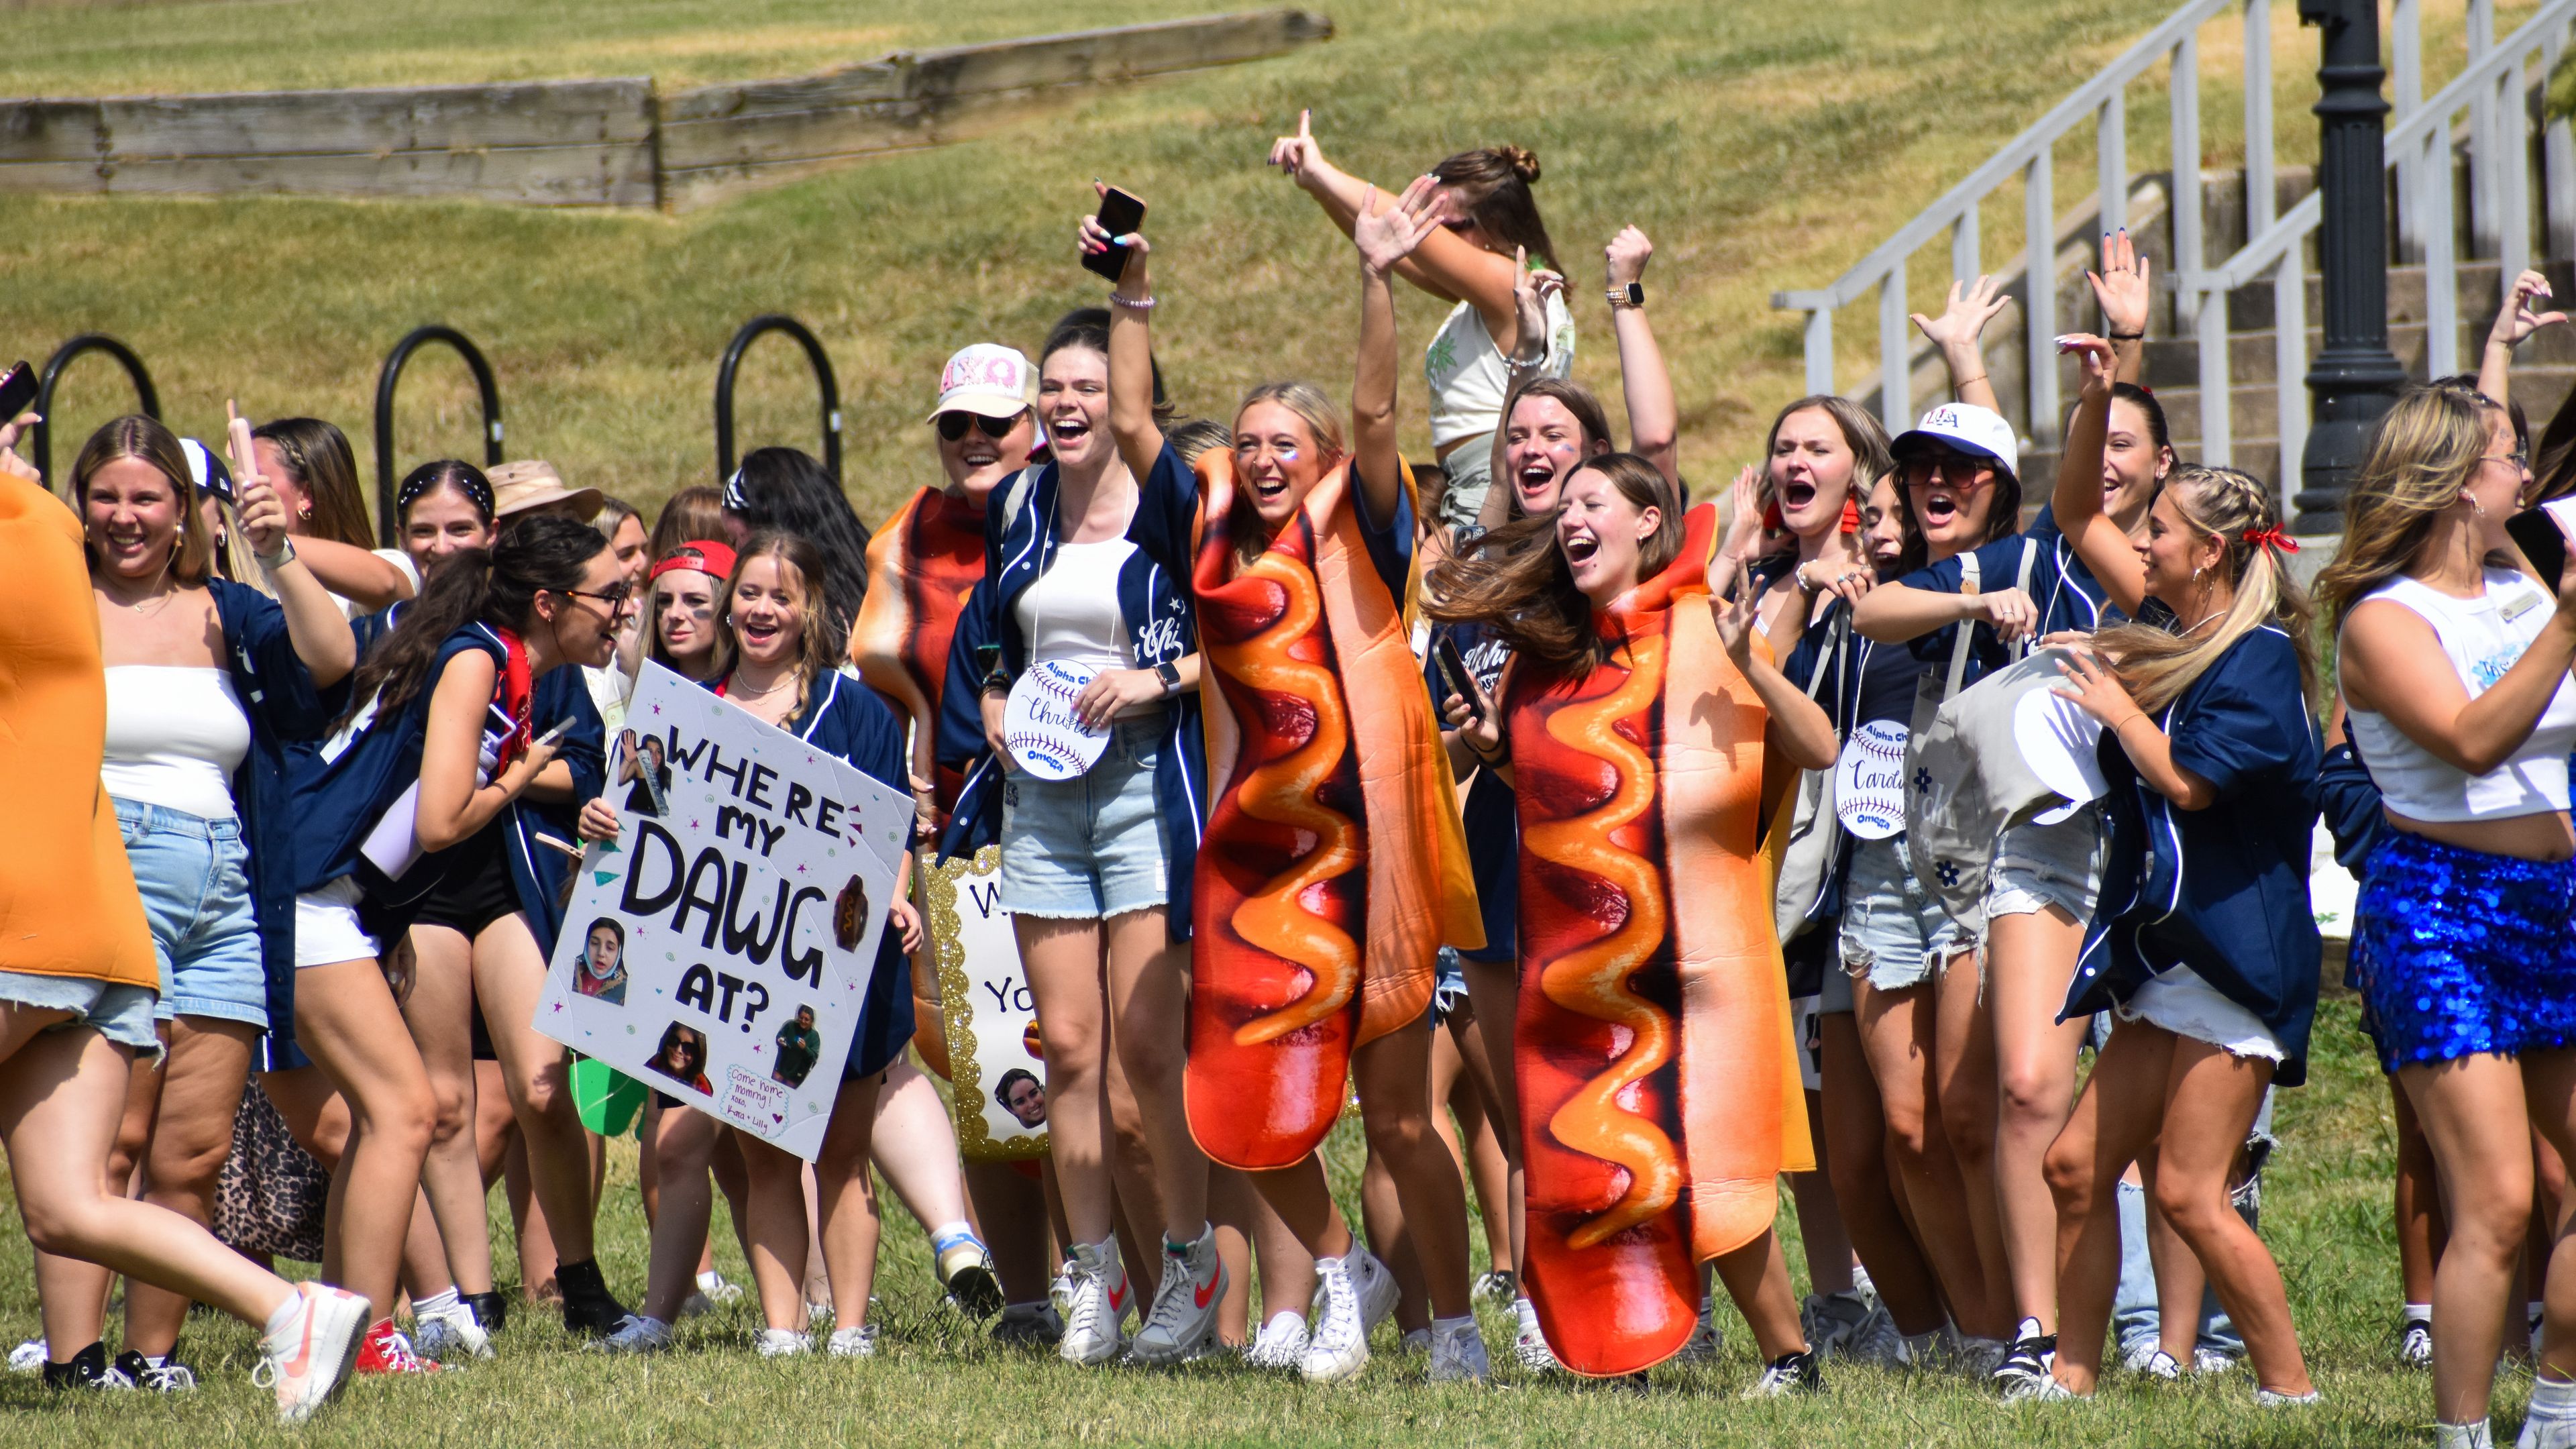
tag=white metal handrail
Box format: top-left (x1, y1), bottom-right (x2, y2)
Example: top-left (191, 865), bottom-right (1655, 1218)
top-left (2184, 0), bottom-right (2576, 502)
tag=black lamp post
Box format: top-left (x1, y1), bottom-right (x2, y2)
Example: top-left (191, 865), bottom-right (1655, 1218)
top-left (2292, 0), bottom-right (2410, 531)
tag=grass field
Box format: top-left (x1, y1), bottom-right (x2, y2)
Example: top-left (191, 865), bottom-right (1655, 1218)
top-left (0, 998), bottom-right (2498, 1446)
top-left (0, 0), bottom-right (2531, 529)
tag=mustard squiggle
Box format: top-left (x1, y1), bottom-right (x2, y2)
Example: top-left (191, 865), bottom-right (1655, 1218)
top-left (1208, 551), bottom-right (1363, 1046)
top-left (1519, 635), bottom-right (1682, 1249)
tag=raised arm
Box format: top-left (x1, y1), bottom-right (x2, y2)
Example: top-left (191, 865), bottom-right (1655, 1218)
top-left (2047, 335), bottom-right (2148, 616)
top-left (1715, 590), bottom-right (1836, 770)
top-left (2086, 229), bottom-right (2151, 386)
top-left (2481, 268), bottom-right (2567, 409)
top-left (1079, 187), bottom-right (1166, 485)
top-left (227, 409), bottom-right (355, 686)
top-left (1350, 176), bottom-right (1443, 526)
top-left (1910, 276), bottom-right (2009, 413)
top-left (1604, 227), bottom-right (1678, 488)
top-left (1269, 109), bottom-right (1523, 345)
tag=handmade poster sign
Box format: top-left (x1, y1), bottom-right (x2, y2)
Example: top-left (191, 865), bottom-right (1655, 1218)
top-left (1831, 719), bottom-right (1907, 841)
top-left (535, 664), bottom-right (910, 1161)
top-left (924, 842), bottom-right (1048, 1161)
top-left (1002, 659), bottom-right (1107, 781)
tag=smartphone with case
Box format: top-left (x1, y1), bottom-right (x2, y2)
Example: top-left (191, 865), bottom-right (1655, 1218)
top-left (2510, 505), bottom-right (2570, 589)
top-left (1082, 188), bottom-right (1148, 282)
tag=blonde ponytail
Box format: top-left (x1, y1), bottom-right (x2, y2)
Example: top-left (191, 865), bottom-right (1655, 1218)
top-left (2090, 466), bottom-right (2319, 713)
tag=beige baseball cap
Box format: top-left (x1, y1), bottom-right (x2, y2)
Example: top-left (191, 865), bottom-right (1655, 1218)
top-left (488, 460), bottom-right (603, 522)
top-left (924, 343), bottom-right (1035, 424)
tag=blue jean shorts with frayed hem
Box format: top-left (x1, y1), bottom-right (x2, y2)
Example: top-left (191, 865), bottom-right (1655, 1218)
top-left (999, 715), bottom-right (1170, 922)
top-left (1836, 833), bottom-right (1974, 1000)
top-left (0, 970), bottom-right (161, 1056)
top-left (115, 798), bottom-right (270, 1029)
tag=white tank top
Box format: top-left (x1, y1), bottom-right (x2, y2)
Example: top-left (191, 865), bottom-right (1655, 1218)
top-left (101, 665), bottom-right (252, 821)
top-left (2346, 570), bottom-right (2576, 822)
top-left (1017, 538), bottom-right (1136, 673)
top-left (1424, 287), bottom-right (1574, 449)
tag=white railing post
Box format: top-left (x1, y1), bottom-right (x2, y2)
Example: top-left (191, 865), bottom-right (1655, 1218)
top-left (1953, 204), bottom-right (1980, 284)
top-left (2426, 120), bottom-right (2460, 380)
top-left (1880, 270), bottom-right (1911, 431)
top-left (1805, 307), bottom-right (1833, 398)
top-left (2471, 0), bottom-right (2500, 258)
top-left (2171, 34), bottom-right (2202, 338)
top-left (2500, 44), bottom-right (2532, 288)
top-left (2395, 0), bottom-right (2424, 260)
top-left (2274, 246), bottom-right (2308, 516)
top-left (2099, 89), bottom-right (2129, 237)
top-left (2027, 150), bottom-right (2059, 445)
top-left (2198, 284), bottom-right (2233, 466)
top-left (2548, 16), bottom-right (2576, 264)
top-left (2245, 0), bottom-right (2275, 239)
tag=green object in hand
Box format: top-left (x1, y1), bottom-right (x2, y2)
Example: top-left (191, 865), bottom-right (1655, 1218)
top-left (572, 1055), bottom-right (649, 1139)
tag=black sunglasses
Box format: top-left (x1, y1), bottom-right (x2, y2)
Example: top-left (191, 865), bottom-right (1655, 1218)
top-left (936, 411), bottom-right (1021, 442)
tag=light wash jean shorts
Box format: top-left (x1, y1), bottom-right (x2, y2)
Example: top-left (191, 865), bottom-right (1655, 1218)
top-left (115, 798), bottom-right (269, 1028)
top-left (0, 970), bottom-right (160, 1055)
top-left (1000, 715), bottom-right (1169, 921)
top-left (1833, 833), bottom-right (1975, 1004)
top-left (1983, 802), bottom-right (2107, 924)
top-left (1433, 431), bottom-right (1495, 534)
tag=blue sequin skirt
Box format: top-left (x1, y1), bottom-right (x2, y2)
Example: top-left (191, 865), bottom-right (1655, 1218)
top-left (2355, 831), bottom-right (2576, 1071)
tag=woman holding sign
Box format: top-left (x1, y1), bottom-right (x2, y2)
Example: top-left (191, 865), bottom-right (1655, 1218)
top-left (285, 513), bottom-right (627, 1359)
top-left (2031, 335), bottom-right (2321, 1405)
top-left (584, 531), bottom-right (926, 1358)
top-left (1090, 180), bottom-right (1487, 1383)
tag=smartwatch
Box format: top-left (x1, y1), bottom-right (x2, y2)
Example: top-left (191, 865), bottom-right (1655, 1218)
top-left (1607, 281), bottom-right (1644, 309)
top-left (1154, 660), bottom-right (1182, 695)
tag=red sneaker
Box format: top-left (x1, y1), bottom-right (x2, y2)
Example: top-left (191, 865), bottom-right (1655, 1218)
top-left (355, 1318), bottom-right (448, 1375)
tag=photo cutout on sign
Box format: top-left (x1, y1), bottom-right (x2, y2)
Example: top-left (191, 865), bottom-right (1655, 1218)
top-left (646, 1021), bottom-right (712, 1095)
top-left (573, 917), bottom-right (629, 1006)
top-left (773, 1004), bottom-right (824, 1088)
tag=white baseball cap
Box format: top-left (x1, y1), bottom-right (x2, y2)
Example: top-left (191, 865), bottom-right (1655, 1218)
top-left (1890, 401), bottom-right (2021, 480)
top-left (926, 343), bottom-right (1034, 424)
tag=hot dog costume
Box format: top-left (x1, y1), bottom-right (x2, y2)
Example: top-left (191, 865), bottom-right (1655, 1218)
top-left (1186, 451), bottom-right (1482, 1168)
top-left (1501, 505), bottom-right (1813, 1377)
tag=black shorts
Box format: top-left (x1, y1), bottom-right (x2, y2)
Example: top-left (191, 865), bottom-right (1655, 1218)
top-left (412, 824), bottom-right (521, 941)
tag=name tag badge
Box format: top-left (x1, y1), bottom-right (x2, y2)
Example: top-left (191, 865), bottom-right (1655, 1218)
top-left (2502, 590), bottom-right (2540, 623)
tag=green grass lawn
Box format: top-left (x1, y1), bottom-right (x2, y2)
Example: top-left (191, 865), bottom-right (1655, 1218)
top-left (0, 999), bottom-right (2493, 1445)
top-left (20, 0), bottom-right (2542, 530)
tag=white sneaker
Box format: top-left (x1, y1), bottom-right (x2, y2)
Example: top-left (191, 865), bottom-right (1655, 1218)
top-left (254, 1283), bottom-right (370, 1425)
top-left (755, 1328), bottom-right (810, 1357)
top-left (1427, 1320), bottom-right (1491, 1383)
top-left (2256, 1386), bottom-right (2320, 1407)
top-left (2195, 1346), bottom-right (2241, 1375)
top-left (696, 1269), bottom-right (745, 1305)
top-left (594, 1315), bottom-right (673, 1354)
top-left (1512, 1307), bottom-right (1560, 1375)
top-left (1348, 1245), bottom-right (1399, 1333)
top-left (1130, 1224), bottom-right (1225, 1364)
top-left (2019, 1376), bottom-right (2088, 1404)
top-left (2400, 1318), bottom-right (2435, 1366)
top-left (1742, 1348), bottom-right (1823, 1397)
top-left (1803, 1289), bottom-right (1872, 1359)
top-left (1057, 1240), bottom-right (1132, 1367)
top-left (2521, 1412), bottom-right (2576, 1449)
top-left (7, 1338), bottom-right (44, 1373)
top-left (827, 1326), bottom-right (876, 1358)
top-left (1245, 1311), bottom-right (1307, 1370)
top-left (413, 1300), bottom-right (493, 1360)
top-left (1401, 1327), bottom-right (1430, 1353)
top-left (1299, 1256), bottom-right (1371, 1383)
top-left (2134, 1350), bottom-right (2182, 1381)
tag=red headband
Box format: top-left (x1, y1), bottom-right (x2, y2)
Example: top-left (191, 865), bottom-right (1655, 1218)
top-left (651, 539), bottom-right (739, 584)
top-left (2241, 525), bottom-right (2298, 553)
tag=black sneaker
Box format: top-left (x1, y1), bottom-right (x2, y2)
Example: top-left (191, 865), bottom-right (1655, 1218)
top-left (1993, 1318), bottom-right (2057, 1397)
top-left (1743, 1348), bottom-right (1823, 1397)
top-left (463, 1289), bottom-right (509, 1335)
top-left (554, 1258), bottom-right (631, 1336)
top-left (111, 1349), bottom-right (196, 1391)
top-left (2398, 1316), bottom-right (2432, 1366)
top-left (41, 1341), bottom-right (133, 1391)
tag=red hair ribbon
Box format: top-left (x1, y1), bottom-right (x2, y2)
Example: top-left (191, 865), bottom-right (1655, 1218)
top-left (2242, 525), bottom-right (2298, 553)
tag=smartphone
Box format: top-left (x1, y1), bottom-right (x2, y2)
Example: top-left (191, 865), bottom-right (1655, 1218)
top-left (0, 362), bottom-right (35, 423)
top-left (1081, 187), bottom-right (1148, 282)
top-left (534, 717), bottom-right (576, 749)
top-left (1432, 633), bottom-right (1482, 723)
top-left (2510, 506), bottom-right (2569, 589)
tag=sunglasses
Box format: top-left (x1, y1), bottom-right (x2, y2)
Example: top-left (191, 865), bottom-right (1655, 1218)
top-left (557, 582), bottom-right (635, 609)
top-left (935, 411), bottom-right (1022, 442)
top-left (1898, 455), bottom-right (1996, 489)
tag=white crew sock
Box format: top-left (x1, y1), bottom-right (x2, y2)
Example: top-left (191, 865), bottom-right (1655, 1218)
top-left (1264, 1310), bottom-right (1305, 1335)
top-left (1431, 1315), bottom-right (1475, 1336)
top-left (2404, 1302), bottom-right (2432, 1324)
top-left (2532, 1377), bottom-right (2576, 1417)
top-left (2436, 1419), bottom-right (2494, 1449)
top-left (260, 1287), bottom-right (307, 1346)
top-left (412, 1287), bottom-right (460, 1317)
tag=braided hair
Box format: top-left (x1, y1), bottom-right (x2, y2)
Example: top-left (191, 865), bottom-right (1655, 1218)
top-left (2090, 464), bottom-right (2318, 712)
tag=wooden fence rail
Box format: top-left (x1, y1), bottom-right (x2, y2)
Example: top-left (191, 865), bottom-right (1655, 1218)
top-left (0, 8), bottom-right (1331, 211)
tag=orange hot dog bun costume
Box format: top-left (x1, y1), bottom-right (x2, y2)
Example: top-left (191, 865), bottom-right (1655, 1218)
top-left (1505, 504), bottom-right (1812, 1378)
top-left (1187, 451), bottom-right (1480, 1169)
top-left (852, 484), bottom-right (988, 1081)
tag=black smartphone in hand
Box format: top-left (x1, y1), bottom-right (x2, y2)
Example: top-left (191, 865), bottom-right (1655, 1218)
top-left (0, 362), bottom-right (38, 423)
top-left (1082, 187), bottom-right (1148, 282)
top-left (2510, 506), bottom-right (2570, 590)
top-left (1432, 633), bottom-right (1482, 723)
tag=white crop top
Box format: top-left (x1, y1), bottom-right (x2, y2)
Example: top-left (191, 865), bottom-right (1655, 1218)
top-left (1017, 538), bottom-right (1136, 674)
top-left (1424, 287), bottom-right (1574, 449)
top-left (101, 666), bottom-right (252, 821)
top-left (2347, 570), bottom-right (2576, 822)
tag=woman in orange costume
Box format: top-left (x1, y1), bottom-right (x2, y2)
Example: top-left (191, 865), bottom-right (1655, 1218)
top-left (1087, 177), bottom-right (1486, 1383)
top-left (1429, 453), bottom-right (1823, 1388)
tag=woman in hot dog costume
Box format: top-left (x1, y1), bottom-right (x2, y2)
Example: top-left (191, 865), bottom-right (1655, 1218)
top-left (1087, 180), bottom-right (1485, 1383)
top-left (1427, 453), bottom-right (1821, 1388)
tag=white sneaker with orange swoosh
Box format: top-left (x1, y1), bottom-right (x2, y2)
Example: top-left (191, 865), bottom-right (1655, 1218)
top-left (1057, 1240), bottom-right (1130, 1366)
top-left (254, 1283), bottom-right (370, 1424)
top-left (1130, 1224), bottom-right (1225, 1364)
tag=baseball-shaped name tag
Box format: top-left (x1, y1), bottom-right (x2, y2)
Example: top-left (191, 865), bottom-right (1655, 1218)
top-left (1004, 660), bottom-right (1109, 781)
top-left (1833, 719), bottom-right (1907, 840)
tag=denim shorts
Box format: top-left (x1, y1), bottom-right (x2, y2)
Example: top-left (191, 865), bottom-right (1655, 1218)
top-left (115, 798), bottom-right (269, 1029)
top-left (1838, 833), bottom-right (1973, 994)
top-left (1983, 803), bottom-right (2106, 923)
top-left (1000, 716), bottom-right (1169, 920)
top-left (0, 969), bottom-right (160, 1055)
top-left (1434, 432), bottom-right (1495, 533)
